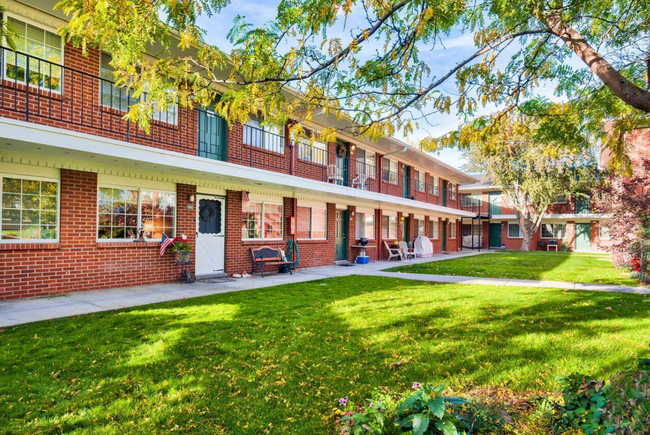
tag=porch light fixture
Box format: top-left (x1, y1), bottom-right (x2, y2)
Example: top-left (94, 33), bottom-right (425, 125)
top-left (189, 194), bottom-right (195, 202)
top-left (350, 144), bottom-right (356, 151)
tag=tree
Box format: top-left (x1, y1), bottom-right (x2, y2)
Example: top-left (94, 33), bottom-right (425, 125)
top-left (461, 112), bottom-right (599, 251)
top-left (596, 160), bottom-right (650, 282)
top-left (54, 0), bottom-right (650, 168)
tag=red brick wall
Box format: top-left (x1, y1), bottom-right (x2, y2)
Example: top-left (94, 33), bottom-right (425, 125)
top-left (0, 170), bottom-right (196, 300)
top-left (224, 190), bottom-right (336, 275)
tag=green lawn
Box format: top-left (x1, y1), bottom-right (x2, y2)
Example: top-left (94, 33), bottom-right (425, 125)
top-left (1, 276), bottom-right (649, 434)
top-left (386, 251), bottom-right (638, 286)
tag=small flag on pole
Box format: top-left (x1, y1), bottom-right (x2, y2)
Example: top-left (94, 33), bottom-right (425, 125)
top-left (160, 233), bottom-right (174, 256)
top-left (242, 190), bottom-right (249, 203)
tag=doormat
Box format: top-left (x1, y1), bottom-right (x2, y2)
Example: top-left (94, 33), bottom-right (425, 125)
top-left (198, 277), bottom-right (236, 284)
top-left (338, 263), bottom-right (356, 267)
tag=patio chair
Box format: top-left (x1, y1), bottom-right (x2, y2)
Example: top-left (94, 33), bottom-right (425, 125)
top-left (537, 240), bottom-right (547, 251)
top-left (384, 240), bottom-right (403, 261)
top-left (327, 165), bottom-right (342, 184)
top-left (351, 174), bottom-right (369, 190)
top-left (398, 241), bottom-right (416, 261)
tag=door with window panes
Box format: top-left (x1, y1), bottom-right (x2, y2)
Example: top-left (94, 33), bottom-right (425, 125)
top-left (196, 195), bottom-right (226, 276)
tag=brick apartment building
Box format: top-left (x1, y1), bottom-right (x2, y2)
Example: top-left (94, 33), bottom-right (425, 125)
top-left (0, 0), bottom-right (483, 299)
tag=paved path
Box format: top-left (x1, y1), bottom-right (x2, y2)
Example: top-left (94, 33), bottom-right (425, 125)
top-left (0, 251), bottom-right (481, 327)
top-left (367, 271), bottom-right (649, 294)
top-left (2, 250), bottom-right (646, 327)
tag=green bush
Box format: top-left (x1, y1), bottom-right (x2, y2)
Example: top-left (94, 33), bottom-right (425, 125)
top-left (551, 348), bottom-right (650, 434)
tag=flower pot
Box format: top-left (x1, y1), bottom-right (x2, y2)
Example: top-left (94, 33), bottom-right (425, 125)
top-left (176, 251), bottom-right (191, 263)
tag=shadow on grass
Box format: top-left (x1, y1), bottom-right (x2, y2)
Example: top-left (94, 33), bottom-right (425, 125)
top-left (0, 276), bottom-right (648, 434)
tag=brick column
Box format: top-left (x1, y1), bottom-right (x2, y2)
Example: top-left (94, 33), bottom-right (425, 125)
top-left (347, 205), bottom-right (357, 261)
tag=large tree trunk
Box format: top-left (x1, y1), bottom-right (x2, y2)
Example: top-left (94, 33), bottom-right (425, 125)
top-left (544, 14), bottom-right (650, 113)
top-left (520, 231), bottom-right (533, 251)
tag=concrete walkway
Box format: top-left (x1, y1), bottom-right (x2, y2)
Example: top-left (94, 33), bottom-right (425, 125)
top-left (1, 249), bottom-right (646, 327)
top-left (0, 251), bottom-right (481, 327)
top-left (368, 271), bottom-right (650, 294)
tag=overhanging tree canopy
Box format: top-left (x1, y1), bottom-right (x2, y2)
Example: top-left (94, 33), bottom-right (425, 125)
top-left (55, 0), bottom-right (650, 168)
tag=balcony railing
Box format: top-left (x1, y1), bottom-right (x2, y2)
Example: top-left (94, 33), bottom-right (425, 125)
top-left (460, 199), bottom-right (488, 216)
top-left (0, 46), bottom-right (197, 152)
top-left (0, 47), bottom-right (467, 210)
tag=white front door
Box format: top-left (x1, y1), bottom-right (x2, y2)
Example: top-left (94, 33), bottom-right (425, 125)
top-left (196, 195), bottom-right (225, 277)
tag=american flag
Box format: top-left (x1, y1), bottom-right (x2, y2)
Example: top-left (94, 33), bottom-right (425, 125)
top-left (160, 233), bottom-right (174, 256)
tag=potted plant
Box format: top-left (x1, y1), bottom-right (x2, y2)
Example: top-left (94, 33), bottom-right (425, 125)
top-left (561, 242), bottom-right (570, 252)
top-left (170, 241), bottom-right (192, 263)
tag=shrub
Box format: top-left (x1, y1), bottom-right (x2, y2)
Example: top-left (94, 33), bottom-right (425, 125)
top-left (551, 347), bottom-right (650, 434)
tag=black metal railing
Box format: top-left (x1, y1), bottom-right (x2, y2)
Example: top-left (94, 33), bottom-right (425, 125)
top-left (243, 124), bottom-right (285, 154)
top-left (0, 46), bottom-right (196, 152)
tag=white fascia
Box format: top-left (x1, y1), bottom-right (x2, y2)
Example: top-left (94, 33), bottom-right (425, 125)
top-left (0, 118), bottom-right (476, 218)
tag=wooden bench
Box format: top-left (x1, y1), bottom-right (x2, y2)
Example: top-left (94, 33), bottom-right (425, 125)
top-left (250, 246), bottom-right (293, 277)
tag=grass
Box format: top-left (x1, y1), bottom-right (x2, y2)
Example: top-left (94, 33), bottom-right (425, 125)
top-left (386, 251), bottom-right (638, 286)
top-left (1, 276), bottom-right (649, 434)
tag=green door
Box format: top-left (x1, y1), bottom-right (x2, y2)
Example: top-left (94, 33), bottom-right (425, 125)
top-left (441, 220), bottom-right (447, 251)
top-left (489, 192), bottom-right (502, 215)
top-left (575, 223), bottom-right (591, 251)
top-left (402, 217), bottom-right (410, 242)
top-left (335, 210), bottom-right (348, 261)
top-left (489, 223), bottom-right (502, 248)
top-left (197, 107), bottom-right (227, 161)
top-left (402, 166), bottom-right (410, 198)
top-left (575, 197), bottom-right (590, 214)
top-left (442, 180), bottom-right (448, 206)
top-left (336, 142), bottom-right (349, 186)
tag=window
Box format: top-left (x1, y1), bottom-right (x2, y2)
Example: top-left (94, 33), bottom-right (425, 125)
top-left (449, 221), bottom-right (457, 238)
top-left (4, 16), bottom-right (63, 92)
top-left (100, 53), bottom-right (178, 125)
top-left (554, 194), bottom-right (567, 204)
top-left (97, 187), bottom-right (175, 240)
top-left (356, 212), bottom-right (375, 239)
top-left (415, 171), bottom-right (426, 192)
top-left (508, 223), bottom-right (523, 238)
top-left (381, 215), bottom-right (397, 239)
top-left (414, 218), bottom-right (426, 236)
top-left (462, 223), bottom-right (482, 237)
top-left (449, 183), bottom-right (457, 200)
top-left (297, 206), bottom-right (326, 239)
top-left (382, 159), bottom-right (398, 184)
top-left (242, 200), bottom-right (283, 240)
top-left (541, 223), bottom-right (566, 239)
top-left (296, 134), bottom-right (328, 165)
top-left (429, 176), bottom-right (440, 196)
top-left (1, 176), bottom-right (59, 241)
top-left (244, 115), bottom-right (285, 153)
top-left (356, 148), bottom-right (376, 179)
top-left (599, 222), bottom-right (611, 240)
top-left (429, 219), bottom-right (439, 239)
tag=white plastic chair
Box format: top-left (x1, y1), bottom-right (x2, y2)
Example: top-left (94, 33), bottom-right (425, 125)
top-left (398, 241), bottom-right (416, 261)
top-left (384, 240), bottom-right (403, 261)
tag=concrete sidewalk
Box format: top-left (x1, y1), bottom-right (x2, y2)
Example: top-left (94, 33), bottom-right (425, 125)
top-left (0, 251), bottom-right (481, 327)
top-left (368, 271), bottom-right (650, 294)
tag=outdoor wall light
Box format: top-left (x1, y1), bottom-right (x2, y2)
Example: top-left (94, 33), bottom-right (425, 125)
top-left (350, 144), bottom-right (356, 151)
top-left (189, 194), bottom-right (195, 202)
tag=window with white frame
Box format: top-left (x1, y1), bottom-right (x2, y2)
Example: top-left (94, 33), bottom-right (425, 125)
top-left (554, 194), bottom-right (568, 204)
top-left (356, 212), bottom-right (375, 239)
top-left (97, 187), bottom-right (175, 240)
top-left (448, 221), bottom-right (457, 238)
top-left (599, 222), bottom-right (611, 240)
top-left (1, 176), bottom-right (59, 241)
top-left (415, 170), bottom-right (426, 192)
top-left (462, 223), bottom-right (482, 237)
top-left (449, 183), bottom-right (457, 200)
top-left (244, 115), bottom-right (285, 153)
top-left (242, 200), bottom-right (283, 240)
top-left (295, 133), bottom-right (328, 165)
top-left (508, 222), bottom-right (523, 238)
top-left (429, 219), bottom-right (439, 239)
top-left (297, 206), bottom-right (326, 239)
top-left (429, 176), bottom-right (440, 196)
top-left (381, 215), bottom-right (397, 239)
top-left (100, 53), bottom-right (178, 125)
top-left (414, 218), bottom-right (426, 236)
top-left (382, 159), bottom-right (398, 184)
top-left (4, 16), bottom-right (63, 92)
top-left (541, 223), bottom-right (566, 239)
top-left (355, 148), bottom-right (376, 179)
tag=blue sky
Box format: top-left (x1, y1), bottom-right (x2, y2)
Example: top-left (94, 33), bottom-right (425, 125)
top-left (194, 1), bottom-right (525, 170)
